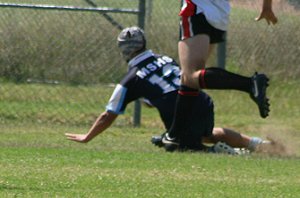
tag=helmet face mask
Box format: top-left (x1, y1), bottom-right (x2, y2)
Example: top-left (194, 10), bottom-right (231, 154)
top-left (117, 27), bottom-right (146, 62)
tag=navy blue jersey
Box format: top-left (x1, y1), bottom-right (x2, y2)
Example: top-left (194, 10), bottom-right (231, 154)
top-left (106, 50), bottom-right (213, 131)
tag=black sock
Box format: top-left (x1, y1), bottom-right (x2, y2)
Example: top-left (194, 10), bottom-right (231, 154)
top-left (168, 86), bottom-right (198, 139)
top-left (199, 67), bottom-right (252, 93)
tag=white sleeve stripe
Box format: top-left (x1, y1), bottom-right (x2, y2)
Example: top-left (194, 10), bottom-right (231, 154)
top-left (105, 84), bottom-right (128, 114)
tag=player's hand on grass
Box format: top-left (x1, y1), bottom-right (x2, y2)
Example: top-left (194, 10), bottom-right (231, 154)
top-left (256, 9), bottom-right (278, 25)
top-left (65, 133), bottom-right (90, 143)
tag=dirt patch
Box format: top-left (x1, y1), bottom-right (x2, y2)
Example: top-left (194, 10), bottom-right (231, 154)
top-left (255, 135), bottom-right (297, 157)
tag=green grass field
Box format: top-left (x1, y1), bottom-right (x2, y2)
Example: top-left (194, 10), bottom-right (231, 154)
top-left (1, 1), bottom-right (300, 197)
top-left (1, 79), bottom-right (300, 197)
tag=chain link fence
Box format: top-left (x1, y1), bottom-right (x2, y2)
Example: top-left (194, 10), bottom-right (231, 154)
top-left (227, 0), bottom-right (300, 78)
top-left (1, 0), bottom-right (299, 128)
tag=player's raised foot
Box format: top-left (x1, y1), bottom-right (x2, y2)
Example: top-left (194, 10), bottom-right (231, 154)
top-left (162, 133), bottom-right (180, 152)
top-left (151, 134), bottom-right (164, 147)
top-left (250, 72), bottom-right (270, 118)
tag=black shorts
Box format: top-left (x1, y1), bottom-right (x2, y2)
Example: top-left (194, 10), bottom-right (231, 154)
top-left (156, 91), bottom-right (214, 148)
top-left (179, 13), bottom-right (226, 44)
top-left (180, 91), bottom-right (215, 148)
top-left (190, 92), bottom-right (214, 138)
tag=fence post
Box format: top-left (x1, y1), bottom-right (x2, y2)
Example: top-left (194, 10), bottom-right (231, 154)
top-left (133, 0), bottom-right (146, 127)
top-left (217, 33), bottom-right (227, 69)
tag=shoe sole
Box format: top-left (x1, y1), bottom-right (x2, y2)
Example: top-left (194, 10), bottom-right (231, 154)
top-left (162, 136), bottom-right (179, 152)
top-left (252, 74), bottom-right (270, 118)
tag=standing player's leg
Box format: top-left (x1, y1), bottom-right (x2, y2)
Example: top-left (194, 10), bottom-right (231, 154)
top-left (179, 34), bottom-right (211, 89)
top-left (197, 68), bottom-right (270, 118)
top-left (163, 13), bottom-right (223, 149)
top-left (163, 34), bottom-right (211, 149)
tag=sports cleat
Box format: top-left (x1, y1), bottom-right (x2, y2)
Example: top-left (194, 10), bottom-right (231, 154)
top-left (250, 72), bottom-right (270, 118)
top-left (151, 134), bottom-right (164, 147)
top-left (162, 133), bottom-right (180, 152)
top-left (234, 148), bottom-right (251, 155)
top-left (209, 142), bottom-right (238, 155)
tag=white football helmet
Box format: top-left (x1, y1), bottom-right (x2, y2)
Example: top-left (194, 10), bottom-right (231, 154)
top-left (117, 26), bottom-right (146, 61)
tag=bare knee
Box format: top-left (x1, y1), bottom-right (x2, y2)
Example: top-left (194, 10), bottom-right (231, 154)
top-left (180, 70), bottom-right (201, 89)
top-left (206, 128), bottom-right (226, 143)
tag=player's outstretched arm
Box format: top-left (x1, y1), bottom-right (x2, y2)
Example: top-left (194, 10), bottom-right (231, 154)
top-left (65, 111), bottom-right (118, 143)
top-left (255, 0), bottom-right (278, 25)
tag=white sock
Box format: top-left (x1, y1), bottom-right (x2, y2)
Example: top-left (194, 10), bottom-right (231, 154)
top-left (248, 137), bottom-right (263, 152)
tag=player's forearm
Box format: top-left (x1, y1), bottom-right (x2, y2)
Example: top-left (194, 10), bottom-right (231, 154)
top-left (85, 111), bottom-right (117, 142)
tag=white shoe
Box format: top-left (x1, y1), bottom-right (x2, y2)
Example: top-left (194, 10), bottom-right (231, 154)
top-left (234, 148), bottom-right (249, 155)
top-left (212, 142), bottom-right (238, 155)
